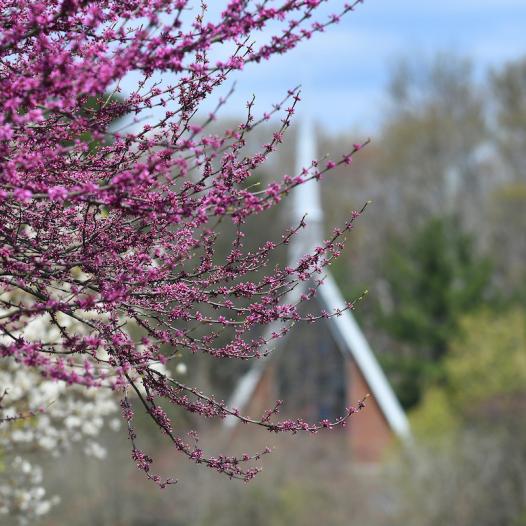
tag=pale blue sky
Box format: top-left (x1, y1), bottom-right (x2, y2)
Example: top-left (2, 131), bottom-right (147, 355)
top-left (122, 1), bottom-right (526, 133)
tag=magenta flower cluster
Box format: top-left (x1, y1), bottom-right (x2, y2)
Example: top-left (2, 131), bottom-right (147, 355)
top-left (0, 0), bottom-right (366, 485)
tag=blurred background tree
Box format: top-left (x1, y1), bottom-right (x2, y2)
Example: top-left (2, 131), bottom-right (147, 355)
top-left (491, 58), bottom-right (526, 180)
top-left (377, 215), bottom-right (493, 409)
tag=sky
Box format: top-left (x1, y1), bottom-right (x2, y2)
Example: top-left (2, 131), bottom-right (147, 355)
top-left (122, 1), bottom-right (526, 134)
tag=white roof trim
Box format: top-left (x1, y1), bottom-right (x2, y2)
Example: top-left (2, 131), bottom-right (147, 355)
top-left (317, 273), bottom-right (411, 441)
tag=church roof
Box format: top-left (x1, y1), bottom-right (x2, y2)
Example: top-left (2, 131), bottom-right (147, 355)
top-left (224, 120), bottom-right (410, 442)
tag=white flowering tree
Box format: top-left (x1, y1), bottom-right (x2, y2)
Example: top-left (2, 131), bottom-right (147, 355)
top-left (0, 297), bottom-right (119, 524)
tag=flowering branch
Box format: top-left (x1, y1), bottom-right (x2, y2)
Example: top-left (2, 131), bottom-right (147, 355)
top-left (1, 0), bottom-right (368, 485)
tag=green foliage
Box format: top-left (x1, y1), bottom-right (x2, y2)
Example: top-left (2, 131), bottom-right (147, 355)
top-left (379, 216), bottom-right (493, 408)
top-left (379, 352), bottom-right (435, 413)
top-left (411, 307), bottom-right (526, 437)
top-left (401, 308), bottom-right (526, 525)
top-left (446, 308), bottom-right (526, 410)
top-left (409, 385), bottom-right (459, 439)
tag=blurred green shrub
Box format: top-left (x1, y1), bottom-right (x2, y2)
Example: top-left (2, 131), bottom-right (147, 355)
top-left (379, 215), bottom-right (493, 408)
top-left (411, 307), bottom-right (526, 438)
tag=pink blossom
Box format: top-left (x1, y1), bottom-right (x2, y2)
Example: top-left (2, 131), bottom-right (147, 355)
top-left (47, 186), bottom-right (68, 201)
top-left (0, 0), bottom-right (368, 485)
top-left (13, 189), bottom-right (32, 202)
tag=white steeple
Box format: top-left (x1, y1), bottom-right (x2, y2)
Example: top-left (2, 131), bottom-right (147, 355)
top-left (290, 117), bottom-right (324, 265)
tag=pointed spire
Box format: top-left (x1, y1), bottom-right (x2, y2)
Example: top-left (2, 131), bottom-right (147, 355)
top-left (290, 118), bottom-right (324, 265)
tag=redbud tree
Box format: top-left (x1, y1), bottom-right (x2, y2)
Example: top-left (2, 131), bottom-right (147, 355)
top-left (0, 0), bottom-right (367, 486)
